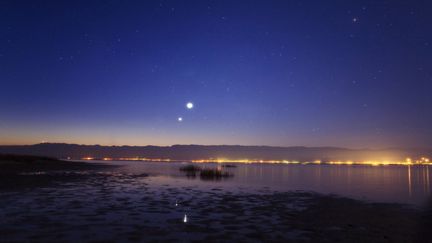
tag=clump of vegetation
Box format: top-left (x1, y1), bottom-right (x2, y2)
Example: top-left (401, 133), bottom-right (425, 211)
top-left (179, 165), bottom-right (233, 180)
top-left (179, 164), bottom-right (202, 178)
top-left (221, 164), bottom-right (237, 168)
top-left (199, 169), bottom-right (232, 180)
top-left (179, 165), bottom-right (202, 172)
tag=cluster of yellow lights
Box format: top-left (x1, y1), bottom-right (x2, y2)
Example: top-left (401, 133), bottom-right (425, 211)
top-left (192, 157), bottom-right (432, 166)
top-left (81, 156), bottom-right (432, 166)
top-left (88, 157), bottom-right (172, 162)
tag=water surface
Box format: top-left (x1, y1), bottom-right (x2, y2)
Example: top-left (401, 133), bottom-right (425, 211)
top-left (0, 160), bottom-right (425, 241)
top-left (102, 160), bottom-right (432, 206)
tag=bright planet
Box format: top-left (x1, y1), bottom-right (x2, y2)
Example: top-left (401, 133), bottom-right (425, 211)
top-left (186, 102), bottom-right (194, 109)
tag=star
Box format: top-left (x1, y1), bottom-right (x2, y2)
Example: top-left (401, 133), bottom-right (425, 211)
top-left (178, 117), bottom-right (183, 122)
top-left (186, 102), bottom-right (194, 109)
top-left (352, 17), bottom-right (358, 23)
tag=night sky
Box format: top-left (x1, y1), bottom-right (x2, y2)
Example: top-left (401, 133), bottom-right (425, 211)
top-left (1, 1), bottom-right (431, 148)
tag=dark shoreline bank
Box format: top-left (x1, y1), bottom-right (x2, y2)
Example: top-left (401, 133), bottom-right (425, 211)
top-left (0, 154), bottom-right (115, 190)
top-left (0, 154), bottom-right (111, 172)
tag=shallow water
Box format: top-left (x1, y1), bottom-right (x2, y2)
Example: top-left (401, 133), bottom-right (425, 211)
top-left (0, 161), bottom-right (426, 241)
top-left (101, 160), bottom-right (432, 206)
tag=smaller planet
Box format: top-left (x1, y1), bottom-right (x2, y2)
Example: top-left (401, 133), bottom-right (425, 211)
top-left (178, 117), bottom-right (183, 122)
top-left (186, 102), bottom-right (194, 109)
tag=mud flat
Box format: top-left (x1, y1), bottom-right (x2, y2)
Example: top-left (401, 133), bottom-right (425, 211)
top-left (0, 158), bottom-right (423, 242)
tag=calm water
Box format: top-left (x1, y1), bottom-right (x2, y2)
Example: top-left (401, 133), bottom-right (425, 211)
top-left (1, 160), bottom-right (427, 241)
top-left (99, 160), bottom-right (432, 206)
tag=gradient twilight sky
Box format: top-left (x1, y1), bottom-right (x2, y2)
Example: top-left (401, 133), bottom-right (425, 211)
top-left (0, 1), bottom-right (431, 148)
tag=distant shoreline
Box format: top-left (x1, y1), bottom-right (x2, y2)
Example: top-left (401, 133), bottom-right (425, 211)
top-left (81, 157), bottom-right (432, 166)
top-left (1, 143), bottom-right (431, 164)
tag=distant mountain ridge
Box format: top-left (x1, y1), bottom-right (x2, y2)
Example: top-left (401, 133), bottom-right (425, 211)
top-left (0, 143), bottom-right (431, 162)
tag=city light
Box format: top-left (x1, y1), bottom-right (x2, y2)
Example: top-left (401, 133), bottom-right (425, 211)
top-left (81, 156), bottom-right (432, 166)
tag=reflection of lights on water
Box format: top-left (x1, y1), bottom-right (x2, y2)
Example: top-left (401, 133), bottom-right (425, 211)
top-left (183, 214), bottom-right (188, 223)
top-left (427, 166), bottom-right (430, 193)
top-left (408, 165), bottom-right (412, 197)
